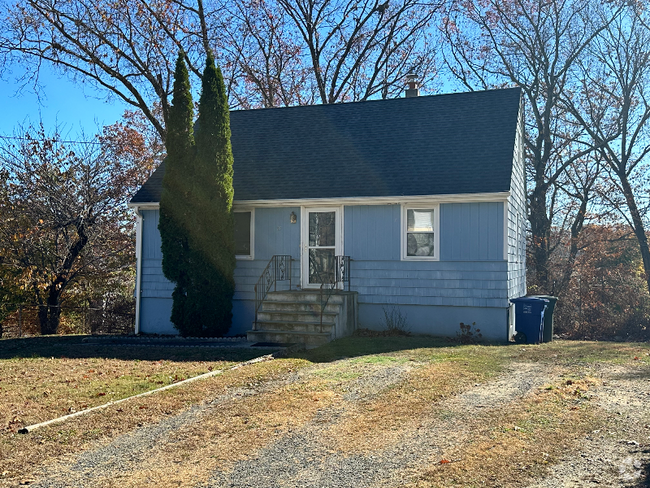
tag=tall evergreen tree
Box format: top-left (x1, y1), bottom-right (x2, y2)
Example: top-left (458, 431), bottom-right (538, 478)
top-left (183, 51), bottom-right (236, 336)
top-left (158, 51), bottom-right (195, 334)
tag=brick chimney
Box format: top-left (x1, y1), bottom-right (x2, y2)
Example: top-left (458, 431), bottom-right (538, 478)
top-left (405, 73), bottom-right (419, 98)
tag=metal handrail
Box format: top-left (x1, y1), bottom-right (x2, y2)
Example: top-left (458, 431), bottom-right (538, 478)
top-left (314, 255), bottom-right (351, 332)
top-left (253, 255), bottom-right (292, 330)
top-left (336, 255), bottom-right (351, 292)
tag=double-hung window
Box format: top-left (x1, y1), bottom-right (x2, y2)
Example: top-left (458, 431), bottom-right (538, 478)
top-left (234, 210), bottom-right (254, 259)
top-left (402, 205), bottom-right (439, 260)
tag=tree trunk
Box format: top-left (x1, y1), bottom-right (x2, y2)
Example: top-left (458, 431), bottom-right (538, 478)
top-left (38, 305), bottom-right (49, 334)
top-left (529, 184), bottom-right (552, 293)
top-left (619, 174), bottom-right (650, 294)
top-left (40, 285), bottom-right (62, 335)
top-left (39, 222), bottom-right (88, 335)
top-left (555, 198), bottom-right (588, 296)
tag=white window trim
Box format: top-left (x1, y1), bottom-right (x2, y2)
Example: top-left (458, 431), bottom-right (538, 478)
top-left (401, 204), bottom-right (440, 261)
top-left (235, 208), bottom-right (255, 260)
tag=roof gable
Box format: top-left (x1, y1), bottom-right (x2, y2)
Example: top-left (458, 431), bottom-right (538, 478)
top-left (131, 88), bottom-right (521, 204)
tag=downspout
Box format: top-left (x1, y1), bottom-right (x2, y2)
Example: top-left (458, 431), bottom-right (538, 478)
top-left (134, 207), bottom-right (143, 335)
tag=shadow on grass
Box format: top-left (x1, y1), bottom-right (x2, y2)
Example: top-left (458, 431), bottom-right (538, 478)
top-left (0, 335), bottom-right (264, 363)
top-left (293, 335), bottom-right (650, 364)
top-left (609, 366), bottom-right (650, 382)
top-left (511, 340), bottom-right (650, 365)
top-left (292, 334), bottom-right (475, 363)
top-left (5, 334), bottom-right (645, 366)
top-left (0, 334), bottom-right (485, 364)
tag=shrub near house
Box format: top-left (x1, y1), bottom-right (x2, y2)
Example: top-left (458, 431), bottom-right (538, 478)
top-left (158, 51), bottom-right (235, 338)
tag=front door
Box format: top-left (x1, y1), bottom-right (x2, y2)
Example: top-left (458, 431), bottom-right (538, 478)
top-left (301, 207), bottom-right (342, 289)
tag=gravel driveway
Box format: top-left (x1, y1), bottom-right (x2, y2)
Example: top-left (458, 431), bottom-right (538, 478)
top-left (26, 356), bottom-right (650, 488)
top-left (525, 364), bottom-right (650, 488)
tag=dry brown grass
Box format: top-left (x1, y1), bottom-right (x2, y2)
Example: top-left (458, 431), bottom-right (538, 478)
top-left (0, 356), bottom-right (241, 430)
top-left (2, 352), bottom-right (499, 486)
top-left (116, 353), bottom-right (513, 485)
top-left (86, 376), bottom-right (340, 487)
top-left (404, 376), bottom-right (603, 487)
top-left (509, 340), bottom-right (650, 365)
top-left (0, 358), bottom-right (311, 484)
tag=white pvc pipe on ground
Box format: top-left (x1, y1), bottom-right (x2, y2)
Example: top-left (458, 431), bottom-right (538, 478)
top-left (18, 354), bottom-right (274, 434)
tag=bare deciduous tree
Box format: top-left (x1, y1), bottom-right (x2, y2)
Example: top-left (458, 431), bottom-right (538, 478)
top-left (222, 0), bottom-right (317, 108)
top-left (563, 7), bottom-right (650, 293)
top-left (442, 0), bottom-right (622, 293)
top-left (0, 124), bottom-right (156, 334)
top-left (1, 0), bottom-right (444, 140)
top-left (272, 0), bottom-right (442, 103)
top-left (0, 0), bottom-right (200, 138)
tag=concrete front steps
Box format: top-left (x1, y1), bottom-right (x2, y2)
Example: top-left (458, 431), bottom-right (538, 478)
top-left (247, 290), bottom-right (358, 348)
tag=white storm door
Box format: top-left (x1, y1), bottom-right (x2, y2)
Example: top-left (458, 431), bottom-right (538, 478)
top-left (301, 207), bottom-right (342, 289)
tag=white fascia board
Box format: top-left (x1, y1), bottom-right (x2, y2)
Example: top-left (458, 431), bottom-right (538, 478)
top-left (233, 191), bottom-right (511, 208)
top-left (128, 202), bottom-right (160, 210)
top-left (126, 191), bottom-right (511, 211)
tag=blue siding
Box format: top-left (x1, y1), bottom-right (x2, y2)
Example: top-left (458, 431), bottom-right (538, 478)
top-left (344, 203), bottom-right (509, 313)
top-left (139, 210), bottom-right (175, 334)
top-left (358, 303), bottom-right (508, 340)
top-left (254, 207), bottom-right (301, 260)
top-left (141, 207), bottom-right (302, 288)
top-left (142, 209), bottom-right (162, 260)
top-left (140, 298), bottom-right (175, 335)
top-left (345, 201), bottom-right (509, 339)
top-left (141, 210), bottom-right (173, 299)
top-left (440, 202), bottom-right (503, 261)
top-left (344, 205), bottom-right (400, 259)
top-left (232, 208), bottom-right (301, 334)
top-left (233, 207), bottom-right (301, 302)
top-left (507, 107), bottom-right (527, 300)
top-left (139, 200), bottom-right (512, 338)
top-left (139, 208), bottom-right (302, 335)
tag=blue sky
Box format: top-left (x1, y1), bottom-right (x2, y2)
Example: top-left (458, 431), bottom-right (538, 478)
top-left (0, 62), bottom-right (129, 137)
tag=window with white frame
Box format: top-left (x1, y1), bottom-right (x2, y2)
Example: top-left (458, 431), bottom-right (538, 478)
top-left (402, 205), bottom-right (439, 260)
top-left (234, 210), bottom-right (254, 258)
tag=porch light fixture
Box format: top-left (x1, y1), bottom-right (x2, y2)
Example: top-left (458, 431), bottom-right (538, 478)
top-left (290, 211), bottom-right (297, 224)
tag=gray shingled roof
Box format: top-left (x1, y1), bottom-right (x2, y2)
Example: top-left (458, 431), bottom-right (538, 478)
top-left (130, 88), bottom-right (521, 204)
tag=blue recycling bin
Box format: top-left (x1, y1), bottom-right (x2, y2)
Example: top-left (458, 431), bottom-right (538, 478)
top-left (510, 297), bottom-right (549, 344)
top-left (530, 295), bottom-right (558, 343)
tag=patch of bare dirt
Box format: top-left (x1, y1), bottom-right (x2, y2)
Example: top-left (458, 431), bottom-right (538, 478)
top-left (525, 364), bottom-right (650, 488)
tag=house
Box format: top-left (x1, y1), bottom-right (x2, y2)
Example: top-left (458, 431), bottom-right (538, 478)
top-left (129, 87), bottom-right (526, 344)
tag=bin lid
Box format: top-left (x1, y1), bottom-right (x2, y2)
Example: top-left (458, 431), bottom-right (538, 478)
top-left (510, 296), bottom-right (550, 304)
top-left (529, 295), bottom-right (558, 303)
